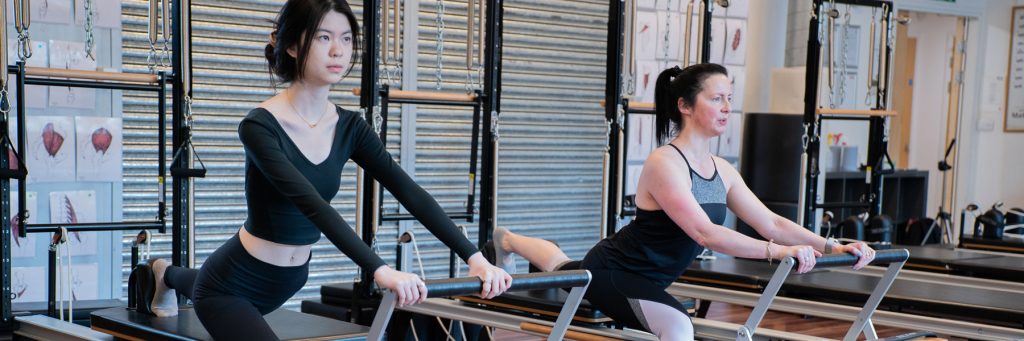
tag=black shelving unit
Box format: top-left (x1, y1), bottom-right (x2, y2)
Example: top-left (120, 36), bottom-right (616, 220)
top-left (822, 170), bottom-right (928, 226)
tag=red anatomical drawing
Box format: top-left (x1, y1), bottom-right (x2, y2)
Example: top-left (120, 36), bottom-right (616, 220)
top-left (63, 195), bottom-right (78, 224)
top-left (91, 127), bottom-right (112, 154)
top-left (11, 215), bottom-right (21, 247)
top-left (42, 123), bottom-right (65, 157)
top-left (61, 195), bottom-right (83, 243)
top-left (76, 117), bottom-right (122, 182)
top-left (732, 27), bottom-right (742, 51)
top-left (28, 116), bottom-right (76, 183)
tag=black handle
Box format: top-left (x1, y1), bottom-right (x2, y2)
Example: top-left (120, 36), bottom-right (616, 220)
top-left (0, 167), bottom-right (26, 179)
top-left (170, 167), bottom-right (207, 178)
top-left (422, 270), bottom-right (590, 298)
top-left (797, 249), bottom-right (909, 267)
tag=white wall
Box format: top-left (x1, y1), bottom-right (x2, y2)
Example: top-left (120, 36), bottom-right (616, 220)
top-left (906, 13), bottom-right (958, 218)
top-left (957, 0), bottom-right (1024, 215)
top-left (744, 0), bottom-right (789, 112)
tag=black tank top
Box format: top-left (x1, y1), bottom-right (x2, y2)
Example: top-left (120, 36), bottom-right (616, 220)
top-left (588, 144), bottom-right (728, 288)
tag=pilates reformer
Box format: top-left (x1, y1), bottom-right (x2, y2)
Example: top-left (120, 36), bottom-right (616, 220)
top-left (958, 235), bottom-right (1024, 254)
top-left (464, 250), bottom-right (910, 341)
top-left (675, 253), bottom-right (1024, 340)
top-left (382, 250), bottom-right (908, 340)
top-left (893, 244), bottom-right (1024, 282)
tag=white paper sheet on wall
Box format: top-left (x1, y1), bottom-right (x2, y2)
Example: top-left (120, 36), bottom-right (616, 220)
top-left (635, 11), bottom-right (659, 62)
top-left (75, 0), bottom-right (122, 28)
top-left (28, 0), bottom-right (73, 24)
top-left (6, 39), bottom-right (48, 68)
top-left (724, 19), bottom-right (747, 66)
top-left (626, 165), bottom-right (644, 196)
top-left (716, 0), bottom-right (749, 18)
top-left (49, 191), bottom-right (98, 256)
top-left (627, 114), bottom-right (657, 162)
top-left (66, 263), bottom-right (100, 300)
top-left (76, 116), bottom-right (122, 182)
top-left (708, 18), bottom-right (726, 64)
top-left (636, 61), bottom-right (661, 104)
top-left (728, 65), bottom-right (746, 112)
top-left (11, 266), bottom-right (46, 303)
top-left (27, 115), bottom-right (76, 183)
top-left (10, 192), bottom-right (38, 258)
top-left (6, 41), bottom-right (49, 108)
top-left (48, 40), bottom-right (97, 109)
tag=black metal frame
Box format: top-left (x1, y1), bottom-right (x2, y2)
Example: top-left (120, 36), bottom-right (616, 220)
top-left (602, 0), bottom-right (627, 236)
top-left (352, 0), bottom-right (504, 323)
top-left (605, 0), bottom-right (714, 234)
top-left (478, 0), bottom-right (503, 249)
top-left (618, 99), bottom-right (654, 218)
top-left (375, 85), bottom-right (484, 224)
top-left (801, 0), bottom-right (893, 230)
top-left (0, 0), bottom-right (191, 327)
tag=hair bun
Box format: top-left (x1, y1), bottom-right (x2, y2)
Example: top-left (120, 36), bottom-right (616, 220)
top-left (264, 44), bottom-right (276, 66)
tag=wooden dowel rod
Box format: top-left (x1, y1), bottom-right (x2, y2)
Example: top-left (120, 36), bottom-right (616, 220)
top-left (352, 88), bottom-right (477, 103)
top-left (519, 322), bottom-right (624, 341)
top-left (599, 99), bottom-right (654, 110)
top-left (815, 108), bottom-right (897, 117)
top-left (26, 67), bottom-right (160, 84)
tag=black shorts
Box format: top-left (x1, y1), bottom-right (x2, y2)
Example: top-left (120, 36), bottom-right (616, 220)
top-left (555, 254), bottom-right (690, 332)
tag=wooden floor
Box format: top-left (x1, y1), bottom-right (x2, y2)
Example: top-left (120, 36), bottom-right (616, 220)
top-left (488, 302), bottom-right (950, 340)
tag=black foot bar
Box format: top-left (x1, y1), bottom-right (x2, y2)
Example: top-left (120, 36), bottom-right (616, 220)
top-left (367, 270), bottom-right (591, 341)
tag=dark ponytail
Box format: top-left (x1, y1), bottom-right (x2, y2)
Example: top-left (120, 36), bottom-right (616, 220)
top-left (653, 63), bottom-right (729, 143)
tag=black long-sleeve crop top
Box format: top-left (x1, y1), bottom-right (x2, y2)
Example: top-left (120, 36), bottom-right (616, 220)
top-left (238, 106), bottom-right (478, 271)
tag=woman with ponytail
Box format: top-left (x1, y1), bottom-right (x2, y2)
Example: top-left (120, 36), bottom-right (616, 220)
top-left (129, 0), bottom-right (511, 339)
top-left (489, 63), bottom-right (876, 340)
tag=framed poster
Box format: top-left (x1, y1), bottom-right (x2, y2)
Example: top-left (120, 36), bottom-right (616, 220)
top-left (1004, 6), bottom-right (1024, 132)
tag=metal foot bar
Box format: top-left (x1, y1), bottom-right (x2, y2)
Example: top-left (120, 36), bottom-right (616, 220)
top-left (367, 270), bottom-right (591, 341)
top-left (738, 249), bottom-right (909, 341)
top-left (833, 264), bottom-right (1024, 297)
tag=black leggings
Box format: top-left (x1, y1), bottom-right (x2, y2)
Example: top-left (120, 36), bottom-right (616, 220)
top-left (557, 257), bottom-right (691, 334)
top-left (164, 234), bottom-right (309, 341)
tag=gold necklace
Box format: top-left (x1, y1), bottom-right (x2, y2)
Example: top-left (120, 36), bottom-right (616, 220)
top-left (287, 98), bottom-right (327, 128)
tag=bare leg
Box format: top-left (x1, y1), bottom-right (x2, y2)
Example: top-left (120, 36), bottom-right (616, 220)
top-left (496, 227), bottom-right (571, 272)
top-left (638, 299), bottom-right (694, 341)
